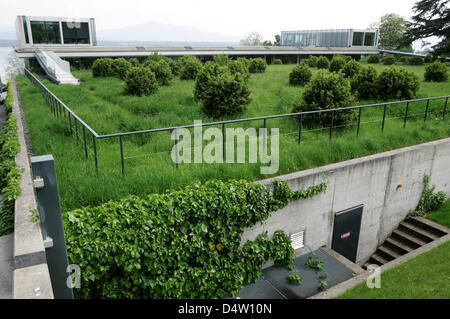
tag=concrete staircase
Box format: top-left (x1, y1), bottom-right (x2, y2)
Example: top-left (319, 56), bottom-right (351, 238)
top-left (363, 216), bottom-right (448, 269)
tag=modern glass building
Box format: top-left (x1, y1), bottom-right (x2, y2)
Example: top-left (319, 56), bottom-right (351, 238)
top-left (280, 29), bottom-right (378, 47)
top-left (15, 16), bottom-right (97, 48)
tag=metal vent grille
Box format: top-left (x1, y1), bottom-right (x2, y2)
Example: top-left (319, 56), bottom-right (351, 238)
top-left (290, 230), bottom-right (305, 250)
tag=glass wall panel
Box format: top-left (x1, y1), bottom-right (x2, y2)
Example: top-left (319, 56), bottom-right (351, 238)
top-left (364, 32), bottom-right (375, 46)
top-left (62, 22), bottom-right (90, 44)
top-left (30, 21), bottom-right (61, 44)
top-left (22, 16), bottom-right (29, 44)
top-left (352, 32), bottom-right (364, 46)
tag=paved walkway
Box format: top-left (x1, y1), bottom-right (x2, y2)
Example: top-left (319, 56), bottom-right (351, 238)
top-left (0, 101), bottom-right (14, 299)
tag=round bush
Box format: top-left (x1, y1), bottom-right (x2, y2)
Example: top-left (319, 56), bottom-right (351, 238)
top-left (351, 66), bottom-right (379, 100)
top-left (424, 54), bottom-right (434, 63)
top-left (194, 62), bottom-right (251, 118)
top-left (236, 57), bottom-right (251, 70)
top-left (273, 58), bottom-right (283, 65)
top-left (128, 58), bottom-right (140, 67)
top-left (408, 56), bottom-right (424, 65)
top-left (179, 56), bottom-right (203, 80)
top-left (145, 60), bottom-right (173, 86)
top-left (376, 66), bottom-right (420, 99)
top-left (124, 66), bottom-right (159, 96)
top-left (213, 55), bottom-right (229, 66)
top-left (304, 56), bottom-right (318, 67)
top-left (424, 62), bottom-right (448, 82)
top-left (382, 55), bottom-right (395, 65)
top-left (289, 63), bottom-right (312, 86)
top-left (292, 70), bottom-right (356, 127)
top-left (228, 59), bottom-right (250, 80)
top-left (367, 55), bottom-right (380, 64)
top-left (111, 58), bottom-right (132, 80)
top-left (248, 58), bottom-right (267, 73)
top-left (341, 60), bottom-right (362, 78)
top-left (329, 56), bottom-right (346, 73)
top-left (398, 56), bottom-right (409, 64)
top-left (92, 58), bottom-right (114, 77)
top-left (316, 56), bottom-right (330, 69)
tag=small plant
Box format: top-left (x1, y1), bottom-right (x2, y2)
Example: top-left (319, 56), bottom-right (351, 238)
top-left (288, 269), bottom-right (303, 285)
top-left (367, 55), bottom-right (380, 63)
top-left (248, 58), bottom-right (267, 73)
top-left (289, 62), bottom-right (312, 86)
top-left (30, 209), bottom-right (40, 223)
top-left (318, 280), bottom-right (328, 291)
top-left (306, 256), bottom-right (324, 270)
top-left (318, 271), bottom-right (328, 280)
top-left (273, 58), bottom-right (283, 65)
top-left (424, 62), bottom-right (448, 82)
top-left (382, 55), bottom-right (395, 65)
top-left (316, 56), bottom-right (330, 69)
top-left (408, 56), bottom-right (424, 65)
top-left (410, 175), bottom-right (447, 217)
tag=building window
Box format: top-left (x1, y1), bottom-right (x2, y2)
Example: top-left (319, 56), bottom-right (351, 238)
top-left (30, 21), bottom-right (61, 44)
top-left (62, 22), bottom-right (90, 44)
top-left (352, 32), bottom-right (364, 46)
top-left (22, 16), bottom-right (29, 44)
top-left (364, 32), bottom-right (376, 46)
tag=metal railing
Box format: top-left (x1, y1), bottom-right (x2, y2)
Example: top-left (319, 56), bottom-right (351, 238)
top-left (24, 68), bottom-right (449, 177)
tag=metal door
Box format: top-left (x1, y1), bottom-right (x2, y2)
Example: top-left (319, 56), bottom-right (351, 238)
top-left (331, 205), bottom-right (363, 262)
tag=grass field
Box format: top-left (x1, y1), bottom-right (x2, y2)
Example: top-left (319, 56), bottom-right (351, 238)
top-left (337, 200), bottom-right (450, 299)
top-left (16, 62), bottom-right (450, 212)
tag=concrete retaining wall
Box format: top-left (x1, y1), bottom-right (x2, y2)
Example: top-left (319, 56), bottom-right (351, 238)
top-left (243, 137), bottom-right (450, 265)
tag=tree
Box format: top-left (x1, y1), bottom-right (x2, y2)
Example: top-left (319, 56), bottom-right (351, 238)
top-left (240, 31), bottom-right (264, 46)
top-left (401, 0), bottom-right (450, 55)
top-left (377, 14), bottom-right (408, 49)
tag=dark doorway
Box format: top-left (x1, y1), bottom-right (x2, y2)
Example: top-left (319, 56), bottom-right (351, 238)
top-left (331, 205), bottom-right (363, 262)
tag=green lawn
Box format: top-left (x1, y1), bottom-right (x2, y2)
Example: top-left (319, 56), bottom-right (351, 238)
top-left (337, 200), bottom-right (450, 299)
top-left (16, 62), bottom-right (450, 212)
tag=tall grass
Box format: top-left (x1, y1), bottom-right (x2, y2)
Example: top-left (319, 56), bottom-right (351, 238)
top-left (16, 63), bottom-right (450, 212)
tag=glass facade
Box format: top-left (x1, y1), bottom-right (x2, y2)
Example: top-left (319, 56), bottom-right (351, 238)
top-left (62, 22), bottom-right (90, 44)
top-left (281, 29), bottom-right (377, 47)
top-left (22, 16), bottom-right (29, 44)
top-left (30, 21), bottom-right (61, 44)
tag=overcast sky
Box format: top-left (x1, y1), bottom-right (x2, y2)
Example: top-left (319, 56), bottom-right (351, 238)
top-left (0, 0), bottom-right (424, 41)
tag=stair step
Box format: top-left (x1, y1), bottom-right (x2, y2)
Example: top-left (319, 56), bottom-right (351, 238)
top-left (384, 238), bottom-right (412, 254)
top-left (399, 221), bottom-right (437, 242)
top-left (370, 253), bottom-right (389, 266)
top-left (378, 245), bottom-right (401, 259)
top-left (363, 262), bottom-right (370, 270)
top-left (392, 229), bottom-right (427, 247)
top-left (408, 217), bottom-right (448, 237)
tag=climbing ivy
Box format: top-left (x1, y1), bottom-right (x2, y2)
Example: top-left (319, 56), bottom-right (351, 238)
top-left (64, 179), bottom-right (327, 299)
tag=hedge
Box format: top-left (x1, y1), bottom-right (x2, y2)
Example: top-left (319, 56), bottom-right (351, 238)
top-left (0, 82), bottom-right (21, 236)
top-left (64, 179), bottom-right (327, 299)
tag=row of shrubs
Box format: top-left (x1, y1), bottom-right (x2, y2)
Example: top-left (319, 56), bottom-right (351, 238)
top-left (368, 54), bottom-right (448, 66)
top-left (0, 82), bottom-right (22, 236)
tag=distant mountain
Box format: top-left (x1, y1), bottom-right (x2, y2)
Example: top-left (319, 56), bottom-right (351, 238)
top-left (97, 22), bottom-right (240, 43)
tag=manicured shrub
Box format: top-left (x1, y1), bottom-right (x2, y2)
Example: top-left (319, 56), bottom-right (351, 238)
top-left (273, 58), bottom-right (283, 65)
top-left (228, 59), bottom-right (250, 80)
top-left (213, 55), bottom-right (229, 66)
top-left (408, 56), bottom-right (424, 65)
top-left (316, 56), bottom-right (330, 69)
top-left (398, 56), bottom-right (409, 64)
top-left (376, 66), bottom-right (420, 99)
top-left (92, 58), bottom-right (114, 77)
top-left (424, 54), bottom-right (433, 63)
top-left (124, 66), bottom-right (159, 96)
top-left (111, 58), bottom-right (132, 80)
top-left (145, 60), bottom-right (173, 86)
top-left (179, 55), bottom-right (203, 80)
top-left (194, 62), bottom-right (251, 118)
top-left (292, 70), bottom-right (356, 127)
top-left (236, 57), bottom-right (251, 70)
top-left (367, 55), bottom-right (380, 63)
top-left (351, 66), bottom-right (379, 100)
top-left (341, 59), bottom-right (362, 78)
top-left (289, 62), bottom-right (312, 86)
top-left (382, 55), bottom-right (395, 65)
top-left (248, 58), bottom-right (267, 73)
top-left (128, 58), bottom-right (140, 67)
top-left (304, 56), bottom-right (318, 67)
top-left (329, 56), bottom-right (346, 73)
top-left (63, 179), bottom-right (327, 299)
top-left (424, 62), bottom-right (448, 82)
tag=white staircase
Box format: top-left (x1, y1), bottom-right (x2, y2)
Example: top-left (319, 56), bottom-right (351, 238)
top-left (34, 50), bottom-right (79, 85)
